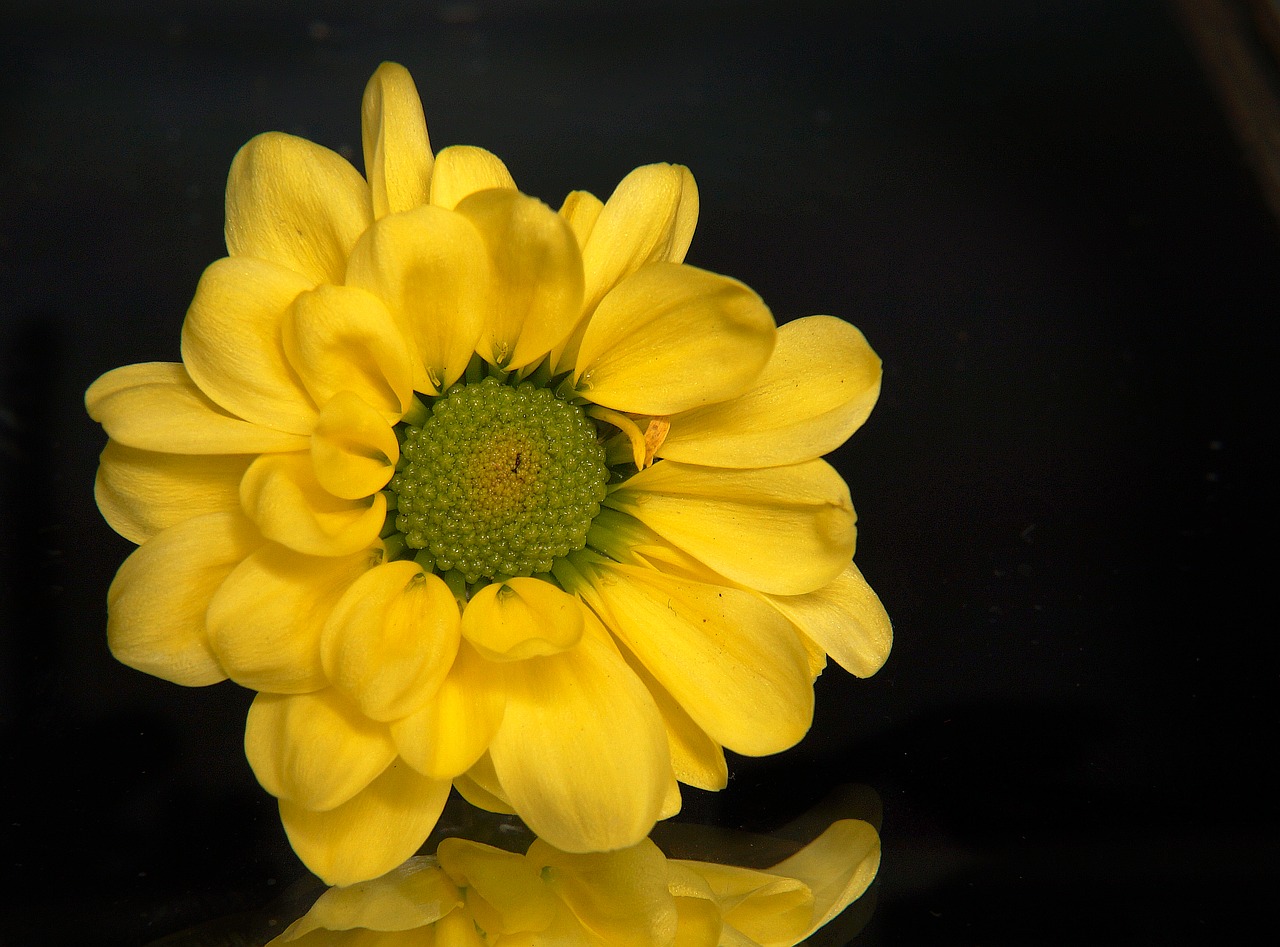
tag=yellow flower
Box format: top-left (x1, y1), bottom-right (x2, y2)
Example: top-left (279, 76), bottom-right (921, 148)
top-left (86, 62), bottom-right (891, 886)
top-left (268, 819), bottom-right (881, 946)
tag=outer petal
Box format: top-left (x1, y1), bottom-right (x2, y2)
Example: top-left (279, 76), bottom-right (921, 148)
top-left (280, 759), bottom-right (452, 887)
top-left (224, 131), bottom-right (373, 286)
top-left (487, 614), bottom-right (671, 853)
top-left (206, 542), bottom-right (378, 693)
top-left (574, 262), bottom-right (775, 415)
top-left (322, 562), bottom-right (461, 722)
top-left (767, 819), bottom-right (881, 940)
top-left (240, 451), bottom-right (386, 557)
top-left (284, 283), bottom-right (415, 423)
top-left (106, 512), bottom-right (259, 686)
top-left (361, 62), bottom-right (434, 219)
top-left (245, 688), bottom-right (397, 811)
top-left (559, 189), bottom-right (604, 249)
top-left (346, 205), bottom-right (490, 394)
top-left (182, 256), bottom-right (318, 434)
top-left (455, 189), bottom-right (585, 370)
top-left (569, 558), bottom-right (813, 757)
top-left (94, 440), bottom-right (251, 544)
top-left (762, 561), bottom-right (892, 679)
top-left (606, 460), bottom-right (856, 596)
top-left (659, 316), bottom-right (883, 467)
top-left (460, 578), bottom-right (583, 662)
top-left (428, 145), bottom-right (516, 210)
top-left (310, 391), bottom-right (400, 501)
top-left (86, 362), bottom-right (308, 454)
top-left (278, 856), bottom-right (460, 937)
top-left (580, 163), bottom-right (698, 316)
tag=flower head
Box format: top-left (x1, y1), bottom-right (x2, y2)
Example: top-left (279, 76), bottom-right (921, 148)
top-left (87, 62), bottom-right (891, 886)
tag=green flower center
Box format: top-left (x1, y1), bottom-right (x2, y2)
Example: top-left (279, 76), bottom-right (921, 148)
top-left (387, 375), bottom-right (608, 584)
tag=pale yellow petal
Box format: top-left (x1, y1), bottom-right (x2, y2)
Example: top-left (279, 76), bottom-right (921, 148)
top-left (768, 819), bottom-right (881, 939)
top-left (94, 440), bottom-right (251, 544)
top-left (675, 862), bottom-right (812, 946)
top-left (361, 62), bottom-right (434, 219)
top-left (322, 562), bottom-right (461, 722)
top-left (574, 263), bottom-right (775, 415)
top-left (436, 839), bottom-right (557, 935)
top-left (671, 894), bottom-right (722, 947)
top-left (763, 561), bottom-right (892, 678)
top-left (106, 512), bottom-right (258, 686)
top-left (487, 618), bottom-right (670, 853)
top-left (660, 315), bottom-right (883, 467)
top-left (207, 542), bottom-right (378, 693)
top-left (346, 205), bottom-right (489, 394)
top-left (455, 189), bottom-right (584, 370)
top-left (181, 256), bottom-right (318, 434)
top-left (453, 753), bottom-right (517, 815)
top-left (428, 145), bottom-right (516, 210)
top-left (279, 856), bottom-right (459, 937)
top-left (580, 163), bottom-right (698, 316)
top-left (284, 283), bottom-right (414, 422)
top-left (392, 641), bottom-right (507, 780)
top-left (559, 189), bottom-right (603, 249)
top-left (240, 451), bottom-right (386, 557)
top-left (225, 131), bottom-right (372, 285)
top-left (86, 362), bottom-right (308, 454)
top-left (280, 759), bottom-right (452, 887)
top-left (569, 559), bottom-right (813, 757)
top-left (460, 578), bottom-right (583, 662)
top-left (606, 459), bottom-right (855, 596)
top-left (310, 391), bottom-right (400, 501)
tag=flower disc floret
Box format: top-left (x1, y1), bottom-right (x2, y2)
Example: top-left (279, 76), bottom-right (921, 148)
top-left (390, 376), bottom-right (608, 583)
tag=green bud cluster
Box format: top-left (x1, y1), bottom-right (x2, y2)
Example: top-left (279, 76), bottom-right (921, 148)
top-left (389, 376), bottom-right (608, 584)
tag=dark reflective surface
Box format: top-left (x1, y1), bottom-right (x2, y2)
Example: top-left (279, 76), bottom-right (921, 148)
top-left (3, 1), bottom-right (1277, 943)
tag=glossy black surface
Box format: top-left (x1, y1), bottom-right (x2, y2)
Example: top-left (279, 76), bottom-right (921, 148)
top-left (3, 1), bottom-right (1277, 943)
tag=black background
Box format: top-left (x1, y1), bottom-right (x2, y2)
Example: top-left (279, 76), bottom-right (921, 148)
top-left (2, 1), bottom-right (1277, 944)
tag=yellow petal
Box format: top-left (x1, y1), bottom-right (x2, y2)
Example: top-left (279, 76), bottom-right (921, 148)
top-left (580, 163), bottom-right (698, 317)
top-left (455, 189), bottom-right (585, 370)
top-left (574, 262), bottom-right (775, 415)
top-left (280, 759), bottom-right (452, 887)
top-left (460, 578), bottom-right (583, 662)
top-left (762, 561), bottom-right (892, 679)
top-left (437, 839), bottom-right (557, 935)
top-left (284, 283), bottom-right (414, 423)
top-left (106, 512), bottom-right (258, 686)
top-left (310, 391), bottom-right (400, 501)
top-left (240, 452), bottom-right (386, 557)
top-left (207, 542), bottom-right (378, 693)
top-left (660, 315), bottom-right (883, 467)
top-left (606, 459), bottom-right (856, 596)
top-left (428, 145), bottom-right (516, 210)
top-left (453, 753), bottom-right (517, 815)
top-left (279, 856), bottom-right (460, 938)
top-left (675, 862), bottom-right (812, 946)
top-left (569, 559), bottom-right (813, 757)
top-left (487, 615), bottom-right (671, 853)
top-left (346, 205), bottom-right (489, 394)
top-left (224, 131), bottom-right (372, 286)
top-left (94, 440), bottom-right (251, 544)
top-left (322, 562), bottom-right (461, 721)
top-left (181, 256), bottom-right (318, 434)
top-left (392, 641), bottom-right (507, 780)
top-left (361, 62), bottom-right (434, 219)
top-left (768, 819), bottom-right (881, 940)
top-left (559, 189), bottom-right (604, 248)
top-left (86, 362), bottom-right (308, 454)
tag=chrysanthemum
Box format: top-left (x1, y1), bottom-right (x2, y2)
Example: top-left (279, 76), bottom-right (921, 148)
top-left (268, 819), bottom-right (881, 947)
top-left (86, 62), bottom-right (891, 886)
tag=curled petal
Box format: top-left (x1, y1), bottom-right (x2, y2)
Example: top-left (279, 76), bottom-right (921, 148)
top-left (460, 578), bottom-right (583, 662)
top-left (280, 759), bottom-right (452, 887)
top-left (455, 188), bottom-right (585, 370)
top-left (224, 132), bottom-right (372, 286)
top-left (182, 256), bottom-right (318, 434)
top-left (284, 283), bottom-right (414, 423)
top-left (240, 451), bottom-right (386, 557)
top-left (559, 189), bottom-right (604, 249)
top-left (310, 391), bottom-right (400, 501)
top-left (86, 362), bottom-right (308, 454)
top-left (767, 819), bottom-right (882, 940)
top-left (95, 440), bottom-right (250, 545)
top-left (606, 459), bottom-right (856, 596)
top-left (762, 561), bottom-right (892, 678)
top-left (106, 512), bottom-right (259, 686)
top-left (574, 262), bottom-right (775, 415)
top-left (428, 145), bottom-right (516, 209)
top-left (322, 562), bottom-right (461, 722)
top-left (346, 204), bottom-right (489, 394)
top-left (678, 862), bottom-right (812, 945)
top-left (660, 315), bottom-right (883, 467)
top-left (361, 61), bottom-right (434, 219)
